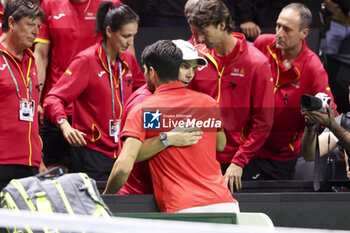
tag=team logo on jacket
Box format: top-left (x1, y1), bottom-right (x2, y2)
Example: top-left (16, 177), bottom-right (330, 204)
top-left (53, 13), bottom-right (65, 20)
top-left (143, 110), bottom-right (161, 129)
top-left (197, 65), bottom-right (207, 71)
top-left (98, 71), bottom-right (106, 78)
top-left (85, 12), bottom-right (96, 20)
top-left (231, 67), bottom-right (245, 77)
top-left (125, 71), bottom-right (133, 78)
top-left (0, 64), bottom-right (6, 70)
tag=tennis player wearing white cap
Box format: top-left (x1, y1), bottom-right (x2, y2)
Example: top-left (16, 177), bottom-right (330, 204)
top-left (114, 39), bottom-right (209, 195)
top-left (173, 39), bottom-right (207, 86)
top-left (105, 39), bottom-right (239, 213)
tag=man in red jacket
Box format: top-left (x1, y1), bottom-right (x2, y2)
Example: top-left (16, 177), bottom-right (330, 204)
top-left (185, 0), bottom-right (274, 192)
top-left (252, 3), bottom-right (337, 180)
top-left (0, 0), bottom-right (45, 190)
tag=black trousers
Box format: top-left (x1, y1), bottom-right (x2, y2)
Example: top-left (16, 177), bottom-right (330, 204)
top-left (69, 146), bottom-right (116, 181)
top-left (40, 116), bottom-right (72, 167)
top-left (221, 156), bottom-right (298, 180)
top-left (0, 164), bottom-right (38, 190)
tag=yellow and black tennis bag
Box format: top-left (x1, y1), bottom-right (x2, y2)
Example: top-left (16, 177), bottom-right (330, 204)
top-left (0, 167), bottom-right (112, 233)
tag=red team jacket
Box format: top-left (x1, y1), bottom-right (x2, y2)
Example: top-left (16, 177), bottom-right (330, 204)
top-left (44, 41), bottom-right (144, 159)
top-left (117, 84), bottom-right (153, 194)
top-left (189, 33), bottom-right (275, 168)
top-left (253, 34), bottom-right (337, 160)
top-left (0, 45), bottom-right (42, 167)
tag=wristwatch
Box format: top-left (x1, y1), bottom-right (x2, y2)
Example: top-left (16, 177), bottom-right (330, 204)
top-left (159, 132), bottom-right (170, 147)
top-left (57, 118), bottom-right (67, 125)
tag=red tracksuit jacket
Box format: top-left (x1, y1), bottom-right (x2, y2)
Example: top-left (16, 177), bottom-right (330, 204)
top-left (44, 41), bottom-right (145, 159)
top-left (188, 33), bottom-right (275, 167)
top-left (253, 34), bottom-right (337, 161)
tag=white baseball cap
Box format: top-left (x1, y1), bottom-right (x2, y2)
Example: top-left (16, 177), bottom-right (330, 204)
top-left (172, 39), bottom-right (207, 66)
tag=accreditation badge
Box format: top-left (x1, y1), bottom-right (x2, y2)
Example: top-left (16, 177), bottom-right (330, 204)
top-left (19, 98), bottom-right (35, 122)
top-left (109, 119), bottom-right (121, 143)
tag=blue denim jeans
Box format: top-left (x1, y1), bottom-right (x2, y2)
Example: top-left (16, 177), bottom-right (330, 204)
top-left (321, 20), bottom-right (350, 54)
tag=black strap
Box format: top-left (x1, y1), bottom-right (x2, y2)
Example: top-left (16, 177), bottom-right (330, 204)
top-left (313, 121), bottom-right (333, 191)
top-left (36, 166), bottom-right (63, 179)
top-left (313, 123), bottom-right (321, 191)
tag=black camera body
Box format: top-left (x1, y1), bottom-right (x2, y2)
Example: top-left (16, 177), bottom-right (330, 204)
top-left (299, 93), bottom-right (331, 113)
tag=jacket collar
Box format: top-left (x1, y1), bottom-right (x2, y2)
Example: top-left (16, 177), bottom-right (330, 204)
top-left (154, 81), bottom-right (185, 95)
top-left (0, 42), bottom-right (33, 63)
top-left (267, 38), bottom-right (309, 72)
top-left (96, 40), bottom-right (129, 79)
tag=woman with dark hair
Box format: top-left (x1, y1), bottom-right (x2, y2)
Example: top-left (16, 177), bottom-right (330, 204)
top-left (43, 2), bottom-right (145, 181)
top-left (34, 0), bottom-right (122, 174)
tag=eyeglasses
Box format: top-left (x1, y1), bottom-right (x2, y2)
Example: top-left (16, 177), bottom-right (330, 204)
top-left (8, 0), bottom-right (39, 20)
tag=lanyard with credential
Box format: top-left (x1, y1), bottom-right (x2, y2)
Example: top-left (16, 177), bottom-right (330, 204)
top-left (1, 52), bottom-right (32, 99)
top-left (118, 59), bottom-right (124, 108)
top-left (101, 42), bottom-right (123, 122)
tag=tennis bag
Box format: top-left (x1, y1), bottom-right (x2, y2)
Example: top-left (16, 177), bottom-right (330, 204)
top-left (0, 167), bottom-right (112, 232)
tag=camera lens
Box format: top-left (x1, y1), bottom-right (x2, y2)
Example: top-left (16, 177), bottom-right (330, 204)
top-left (299, 94), bottom-right (323, 111)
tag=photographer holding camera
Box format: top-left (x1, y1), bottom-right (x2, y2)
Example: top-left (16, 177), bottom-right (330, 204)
top-left (301, 90), bottom-right (350, 179)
